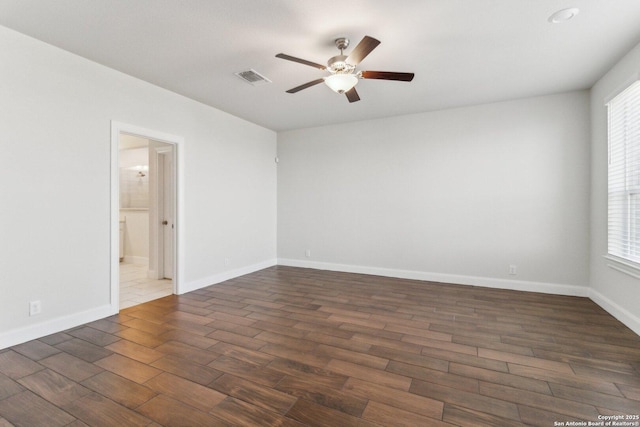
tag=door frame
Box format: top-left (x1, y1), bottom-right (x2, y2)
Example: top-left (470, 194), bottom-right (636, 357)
top-left (110, 121), bottom-right (185, 312)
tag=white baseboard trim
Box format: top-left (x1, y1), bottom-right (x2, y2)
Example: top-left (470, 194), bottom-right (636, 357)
top-left (5, 259), bottom-right (635, 350)
top-left (588, 288), bottom-right (640, 336)
top-left (277, 258), bottom-right (589, 297)
top-left (0, 260), bottom-right (278, 350)
top-left (181, 258), bottom-right (278, 294)
top-left (0, 304), bottom-right (116, 350)
top-left (277, 258), bottom-right (640, 336)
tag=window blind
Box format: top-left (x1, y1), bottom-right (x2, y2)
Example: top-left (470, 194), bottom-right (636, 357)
top-left (608, 80), bottom-right (640, 264)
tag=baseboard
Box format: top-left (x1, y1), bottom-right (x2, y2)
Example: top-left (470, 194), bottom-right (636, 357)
top-left (181, 258), bottom-right (278, 294)
top-left (277, 258), bottom-right (589, 297)
top-left (0, 259), bottom-right (278, 350)
top-left (277, 258), bottom-right (640, 336)
top-left (10, 259), bottom-right (635, 350)
top-left (589, 288), bottom-right (640, 336)
top-left (0, 304), bottom-right (116, 350)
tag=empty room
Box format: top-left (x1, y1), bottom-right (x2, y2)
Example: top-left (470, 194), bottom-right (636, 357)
top-left (1, 1), bottom-right (640, 426)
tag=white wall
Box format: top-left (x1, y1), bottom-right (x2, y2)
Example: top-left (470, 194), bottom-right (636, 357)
top-left (278, 91), bottom-right (591, 293)
top-left (589, 41), bottom-right (640, 334)
top-left (0, 25), bottom-right (277, 348)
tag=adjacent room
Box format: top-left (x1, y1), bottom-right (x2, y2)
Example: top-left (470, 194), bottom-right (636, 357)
top-left (1, 1), bottom-right (640, 425)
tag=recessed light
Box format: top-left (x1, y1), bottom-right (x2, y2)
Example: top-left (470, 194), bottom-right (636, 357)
top-left (548, 7), bottom-right (580, 24)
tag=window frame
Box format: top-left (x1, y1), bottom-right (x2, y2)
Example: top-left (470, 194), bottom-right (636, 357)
top-left (606, 78), bottom-right (640, 276)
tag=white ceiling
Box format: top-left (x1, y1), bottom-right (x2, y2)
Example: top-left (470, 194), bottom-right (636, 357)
top-left (1, 0), bottom-right (640, 131)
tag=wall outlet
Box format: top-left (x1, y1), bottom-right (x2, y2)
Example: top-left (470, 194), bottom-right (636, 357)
top-left (305, 249), bottom-right (311, 258)
top-left (29, 300), bottom-right (42, 316)
top-left (509, 265), bottom-right (517, 275)
top-left (224, 257), bottom-right (230, 266)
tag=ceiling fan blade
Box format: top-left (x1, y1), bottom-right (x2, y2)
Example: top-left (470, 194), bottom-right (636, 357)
top-left (361, 71), bottom-right (415, 82)
top-left (345, 87), bottom-right (360, 103)
top-left (276, 53), bottom-right (326, 70)
top-left (347, 36), bottom-right (380, 65)
top-left (286, 78), bottom-right (325, 93)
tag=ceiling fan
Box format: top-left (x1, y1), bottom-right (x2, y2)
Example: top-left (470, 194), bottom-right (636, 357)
top-left (276, 35), bottom-right (414, 103)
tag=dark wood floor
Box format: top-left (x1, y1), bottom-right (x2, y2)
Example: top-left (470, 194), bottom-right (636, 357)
top-left (1, 266), bottom-right (639, 426)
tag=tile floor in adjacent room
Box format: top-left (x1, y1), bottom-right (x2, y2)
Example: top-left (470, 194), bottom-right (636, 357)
top-left (119, 262), bottom-right (173, 309)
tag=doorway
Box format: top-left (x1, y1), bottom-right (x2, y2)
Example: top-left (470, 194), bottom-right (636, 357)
top-left (110, 122), bottom-right (184, 312)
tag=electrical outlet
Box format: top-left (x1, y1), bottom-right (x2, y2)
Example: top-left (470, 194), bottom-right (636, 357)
top-left (29, 300), bottom-right (42, 316)
top-left (305, 249), bottom-right (311, 258)
top-left (509, 265), bottom-right (517, 275)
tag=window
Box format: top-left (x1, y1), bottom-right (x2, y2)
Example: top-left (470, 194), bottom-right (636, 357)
top-left (608, 80), bottom-right (640, 264)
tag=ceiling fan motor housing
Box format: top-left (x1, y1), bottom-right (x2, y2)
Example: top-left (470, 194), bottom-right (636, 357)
top-left (327, 55), bottom-right (354, 73)
top-left (335, 37), bottom-right (349, 49)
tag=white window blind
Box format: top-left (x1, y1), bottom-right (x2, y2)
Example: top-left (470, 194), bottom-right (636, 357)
top-left (608, 80), bottom-right (640, 264)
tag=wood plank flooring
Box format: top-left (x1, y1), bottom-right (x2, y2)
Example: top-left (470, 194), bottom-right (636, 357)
top-left (1, 266), bottom-right (639, 426)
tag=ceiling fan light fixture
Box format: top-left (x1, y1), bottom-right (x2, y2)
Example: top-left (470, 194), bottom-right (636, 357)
top-left (324, 74), bottom-right (358, 94)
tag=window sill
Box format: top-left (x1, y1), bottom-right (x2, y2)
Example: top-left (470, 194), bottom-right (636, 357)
top-left (604, 255), bottom-right (640, 280)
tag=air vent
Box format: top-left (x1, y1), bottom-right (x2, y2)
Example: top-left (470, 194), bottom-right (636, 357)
top-left (234, 69), bottom-right (272, 86)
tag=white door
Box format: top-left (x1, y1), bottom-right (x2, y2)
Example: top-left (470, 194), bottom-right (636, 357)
top-left (160, 150), bottom-right (174, 279)
top-left (149, 140), bottom-right (175, 281)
